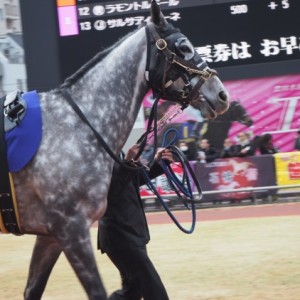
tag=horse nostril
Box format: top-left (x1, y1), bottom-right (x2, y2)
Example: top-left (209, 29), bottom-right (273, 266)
top-left (219, 91), bottom-right (228, 103)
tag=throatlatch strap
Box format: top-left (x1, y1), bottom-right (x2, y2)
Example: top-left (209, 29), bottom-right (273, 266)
top-left (0, 96), bottom-right (22, 235)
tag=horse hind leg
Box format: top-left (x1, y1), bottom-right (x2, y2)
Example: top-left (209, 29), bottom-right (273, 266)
top-left (24, 229), bottom-right (107, 300)
top-left (24, 235), bottom-right (62, 300)
top-left (59, 227), bottom-right (107, 300)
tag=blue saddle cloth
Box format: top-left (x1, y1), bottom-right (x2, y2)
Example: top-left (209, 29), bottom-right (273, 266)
top-left (5, 91), bottom-right (42, 172)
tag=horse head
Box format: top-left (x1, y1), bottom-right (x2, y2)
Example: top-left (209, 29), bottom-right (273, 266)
top-left (146, 1), bottom-right (230, 119)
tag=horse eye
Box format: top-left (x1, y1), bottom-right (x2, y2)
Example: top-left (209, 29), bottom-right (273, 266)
top-left (179, 45), bottom-right (191, 53)
top-left (180, 46), bottom-right (194, 61)
top-left (175, 39), bottom-right (195, 60)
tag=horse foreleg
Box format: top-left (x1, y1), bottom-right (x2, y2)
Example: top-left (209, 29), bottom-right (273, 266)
top-left (24, 235), bottom-right (62, 300)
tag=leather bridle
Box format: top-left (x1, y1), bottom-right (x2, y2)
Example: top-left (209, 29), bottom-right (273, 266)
top-left (145, 23), bottom-right (218, 107)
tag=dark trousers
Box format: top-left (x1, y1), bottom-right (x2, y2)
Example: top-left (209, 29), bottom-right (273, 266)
top-left (107, 246), bottom-right (169, 300)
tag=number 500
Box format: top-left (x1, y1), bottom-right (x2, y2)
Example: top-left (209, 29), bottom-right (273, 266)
top-left (230, 5), bottom-right (248, 14)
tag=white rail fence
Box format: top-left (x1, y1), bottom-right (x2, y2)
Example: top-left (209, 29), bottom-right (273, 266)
top-left (142, 184), bottom-right (300, 209)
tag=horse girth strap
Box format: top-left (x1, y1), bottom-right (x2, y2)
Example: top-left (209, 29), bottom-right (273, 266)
top-left (0, 96), bottom-right (22, 235)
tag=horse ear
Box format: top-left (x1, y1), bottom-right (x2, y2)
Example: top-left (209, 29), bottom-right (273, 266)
top-left (151, 0), bottom-right (168, 28)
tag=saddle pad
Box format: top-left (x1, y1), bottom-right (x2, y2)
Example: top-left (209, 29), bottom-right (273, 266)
top-left (5, 90), bottom-right (42, 172)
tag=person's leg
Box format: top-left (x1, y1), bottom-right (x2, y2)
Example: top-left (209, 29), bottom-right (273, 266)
top-left (108, 247), bottom-right (169, 300)
top-left (132, 247), bottom-right (169, 300)
top-left (107, 290), bottom-right (126, 300)
top-left (107, 252), bottom-right (142, 300)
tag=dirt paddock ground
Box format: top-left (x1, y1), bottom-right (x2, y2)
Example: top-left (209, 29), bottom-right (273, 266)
top-left (145, 202), bottom-right (300, 225)
top-left (1, 202), bottom-right (299, 300)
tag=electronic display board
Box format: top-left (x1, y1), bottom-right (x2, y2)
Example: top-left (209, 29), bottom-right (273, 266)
top-left (20, 0), bottom-right (300, 91)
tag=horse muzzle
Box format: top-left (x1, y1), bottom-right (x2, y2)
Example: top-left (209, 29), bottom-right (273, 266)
top-left (191, 89), bottom-right (230, 119)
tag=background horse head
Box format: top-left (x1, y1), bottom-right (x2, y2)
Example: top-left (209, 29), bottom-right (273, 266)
top-left (148, 100), bottom-right (252, 158)
top-left (202, 100), bottom-right (253, 150)
top-left (10, 1), bottom-right (229, 299)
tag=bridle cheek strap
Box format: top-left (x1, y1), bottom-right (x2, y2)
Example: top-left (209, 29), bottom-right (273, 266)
top-left (145, 24), bottom-right (152, 82)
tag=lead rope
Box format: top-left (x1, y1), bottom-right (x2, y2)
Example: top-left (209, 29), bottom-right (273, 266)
top-left (145, 103), bottom-right (184, 142)
top-left (141, 128), bottom-right (202, 234)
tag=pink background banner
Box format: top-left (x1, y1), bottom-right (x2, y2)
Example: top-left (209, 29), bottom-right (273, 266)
top-left (225, 74), bottom-right (300, 153)
top-left (143, 74), bottom-right (300, 153)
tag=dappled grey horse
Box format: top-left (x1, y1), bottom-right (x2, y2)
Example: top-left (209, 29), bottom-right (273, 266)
top-left (9, 1), bottom-right (229, 299)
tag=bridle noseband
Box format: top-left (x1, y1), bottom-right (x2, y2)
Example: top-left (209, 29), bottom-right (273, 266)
top-left (145, 23), bottom-right (218, 106)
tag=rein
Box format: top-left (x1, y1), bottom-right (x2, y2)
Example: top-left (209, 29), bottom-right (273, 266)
top-left (60, 88), bottom-right (148, 171)
top-left (60, 84), bottom-right (202, 234)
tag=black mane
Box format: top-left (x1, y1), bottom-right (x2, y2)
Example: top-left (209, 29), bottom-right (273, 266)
top-left (60, 30), bottom-right (139, 88)
top-left (60, 22), bottom-right (178, 89)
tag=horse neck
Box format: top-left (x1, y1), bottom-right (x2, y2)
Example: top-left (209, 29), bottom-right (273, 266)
top-left (70, 28), bottom-right (149, 153)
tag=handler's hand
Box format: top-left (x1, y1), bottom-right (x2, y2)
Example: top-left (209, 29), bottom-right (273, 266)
top-left (155, 148), bottom-right (174, 163)
top-left (124, 144), bottom-right (140, 161)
